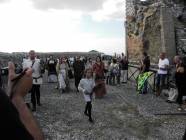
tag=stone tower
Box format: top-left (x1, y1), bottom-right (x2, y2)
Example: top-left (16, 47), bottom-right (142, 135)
top-left (126, 0), bottom-right (186, 63)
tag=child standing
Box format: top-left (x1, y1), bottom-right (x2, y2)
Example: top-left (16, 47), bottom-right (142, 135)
top-left (78, 68), bottom-right (95, 123)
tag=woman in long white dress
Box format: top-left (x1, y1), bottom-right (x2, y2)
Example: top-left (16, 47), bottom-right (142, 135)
top-left (56, 57), bottom-right (69, 93)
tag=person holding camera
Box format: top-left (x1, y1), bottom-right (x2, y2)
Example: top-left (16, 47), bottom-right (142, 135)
top-left (23, 50), bottom-right (43, 112)
top-left (0, 62), bottom-right (44, 140)
top-left (0, 64), bottom-right (2, 88)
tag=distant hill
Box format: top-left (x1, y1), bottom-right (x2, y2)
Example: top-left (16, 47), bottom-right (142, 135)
top-left (89, 50), bottom-right (99, 53)
top-left (0, 51), bottom-right (101, 67)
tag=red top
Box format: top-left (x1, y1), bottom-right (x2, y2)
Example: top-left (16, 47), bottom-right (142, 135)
top-left (93, 62), bottom-right (105, 78)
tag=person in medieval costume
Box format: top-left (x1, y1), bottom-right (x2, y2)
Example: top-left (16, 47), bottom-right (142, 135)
top-left (56, 57), bottom-right (69, 93)
top-left (78, 68), bottom-right (95, 123)
top-left (22, 50), bottom-right (43, 112)
top-left (47, 55), bottom-right (57, 83)
top-left (73, 56), bottom-right (85, 93)
top-left (85, 58), bottom-right (94, 70)
top-left (93, 56), bottom-right (107, 98)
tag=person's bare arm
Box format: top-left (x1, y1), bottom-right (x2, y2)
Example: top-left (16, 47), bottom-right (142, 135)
top-left (12, 97), bottom-right (44, 140)
top-left (8, 62), bottom-right (44, 140)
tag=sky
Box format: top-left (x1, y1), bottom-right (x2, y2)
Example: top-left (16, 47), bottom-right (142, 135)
top-left (0, 0), bottom-right (125, 55)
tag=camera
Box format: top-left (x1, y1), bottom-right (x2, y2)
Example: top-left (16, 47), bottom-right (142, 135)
top-left (0, 67), bottom-right (9, 76)
top-left (0, 66), bottom-right (23, 76)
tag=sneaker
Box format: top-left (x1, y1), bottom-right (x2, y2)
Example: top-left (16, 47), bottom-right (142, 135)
top-left (166, 100), bottom-right (173, 103)
top-left (177, 107), bottom-right (183, 111)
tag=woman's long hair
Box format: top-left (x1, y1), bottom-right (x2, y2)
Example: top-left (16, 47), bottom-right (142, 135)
top-left (60, 57), bottom-right (66, 64)
top-left (96, 56), bottom-right (102, 63)
top-left (83, 68), bottom-right (93, 78)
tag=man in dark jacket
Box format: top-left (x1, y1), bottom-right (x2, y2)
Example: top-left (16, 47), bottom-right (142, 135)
top-left (73, 56), bottom-right (85, 92)
top-left (120, 55), bottom-right (129, 83)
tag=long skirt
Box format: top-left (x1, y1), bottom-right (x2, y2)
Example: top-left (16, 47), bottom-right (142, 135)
top-left (58, 70), bottom-right (66, 89)
top-left (94, 79), bottom-right (106, 98)
top-left (48, 74), bottom-right (58, 83)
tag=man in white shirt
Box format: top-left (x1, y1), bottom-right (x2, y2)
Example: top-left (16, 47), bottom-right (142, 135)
top-left (23, 50), bottom-right (43, 111)
top-left (156, 52), bottom-right (169, 96)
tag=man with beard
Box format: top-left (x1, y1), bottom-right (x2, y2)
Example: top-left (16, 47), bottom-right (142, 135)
top-left (23, 50), bottom-right (43, 112)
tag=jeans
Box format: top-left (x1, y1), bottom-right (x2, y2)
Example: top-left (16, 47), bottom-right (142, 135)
top-left (156, 74), bottom-right (167, 90)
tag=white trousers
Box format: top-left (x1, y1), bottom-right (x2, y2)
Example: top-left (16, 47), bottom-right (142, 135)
top-left (121, 70), bottom-right (128, 83)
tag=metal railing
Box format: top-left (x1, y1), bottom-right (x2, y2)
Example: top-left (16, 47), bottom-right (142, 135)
top-left (127, 64), bottom-right (174, 93)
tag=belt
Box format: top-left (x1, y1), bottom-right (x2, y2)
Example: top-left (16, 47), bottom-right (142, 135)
top-left (33, 76), bottom-right (42, 79)
top-left (159, 68), bottom-right (167, 71)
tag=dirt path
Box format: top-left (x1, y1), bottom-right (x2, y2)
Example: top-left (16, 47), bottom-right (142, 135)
top-left (33, 80), bottom-right (186, 140)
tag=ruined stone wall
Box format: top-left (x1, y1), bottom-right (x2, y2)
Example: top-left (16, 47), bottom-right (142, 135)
top-left (126, 0), bottom-right (186, 63)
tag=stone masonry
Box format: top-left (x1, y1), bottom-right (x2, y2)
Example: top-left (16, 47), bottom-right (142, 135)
top-left (126, 0), bottom-right (186, 63)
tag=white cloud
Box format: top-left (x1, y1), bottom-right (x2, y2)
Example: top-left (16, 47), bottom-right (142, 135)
top-left (0, 0), bottom-right (10, 3)
top-left (30, 0), bottom-right (125, 21)
top-left (31, 0), bottom-right (106, 12)
top-left (0, 0), bottom-right (83, 52)
top-left (90, 0), bottom-right (125, 22)
top-left (0, 0), bottom-right (125, 54)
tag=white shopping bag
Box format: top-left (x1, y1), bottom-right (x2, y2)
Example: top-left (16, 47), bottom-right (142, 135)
top-left (167, 88), bottom-right (178, 102)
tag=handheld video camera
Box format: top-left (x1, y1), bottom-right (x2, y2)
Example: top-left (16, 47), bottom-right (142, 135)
top-left (0, 67), bottom-right (9, 76)
top-left (0, 66), bottom-right (22, 76)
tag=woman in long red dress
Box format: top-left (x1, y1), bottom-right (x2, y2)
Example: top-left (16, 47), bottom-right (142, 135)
top-left (93, 56), bottom-right (107, 98)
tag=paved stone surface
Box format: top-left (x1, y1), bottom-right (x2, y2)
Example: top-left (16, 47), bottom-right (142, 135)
top-left (33, 79), bottom-right (186, 140)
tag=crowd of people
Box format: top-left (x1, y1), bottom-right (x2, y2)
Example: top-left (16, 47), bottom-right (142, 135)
top-left (0, 50), bottom-right (186, 139)
top-left (139, 52), bottom-right (186, 112)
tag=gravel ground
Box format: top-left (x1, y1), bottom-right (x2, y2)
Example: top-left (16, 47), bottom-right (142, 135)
top-left (32, 79), bottom-right (186, 140)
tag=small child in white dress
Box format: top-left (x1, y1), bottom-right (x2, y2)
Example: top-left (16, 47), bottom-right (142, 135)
top-left (78, 68), bottom-right (95, 123)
